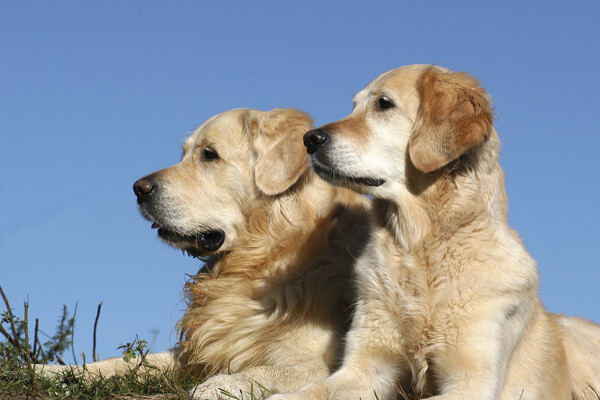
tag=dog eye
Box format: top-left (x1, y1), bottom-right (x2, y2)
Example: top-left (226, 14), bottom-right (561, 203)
top-left (202, 147), bottom-right (220, 161)
top-left (378, 96), bottom-right (395, 110)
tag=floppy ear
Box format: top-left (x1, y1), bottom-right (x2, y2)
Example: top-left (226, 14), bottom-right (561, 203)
top-left (248, 108), bottom-right (313, 196)
top-left (408, 68), bottom-right (494, 173)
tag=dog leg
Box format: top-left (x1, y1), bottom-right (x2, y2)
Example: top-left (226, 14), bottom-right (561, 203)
top-left (190, 365), bottom-right (330, 400)
top-left (36, 349), bottom-right (177, 378)
top-left (268, 306), bottom-right (407, 400)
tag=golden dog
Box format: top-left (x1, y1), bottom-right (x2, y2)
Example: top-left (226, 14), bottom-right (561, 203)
top-left (135, 108), bottom-right (371, 398)
top-left (41, 108), bottom-right (371, 399)
top-left (270, 66), bottom-right (600, 400)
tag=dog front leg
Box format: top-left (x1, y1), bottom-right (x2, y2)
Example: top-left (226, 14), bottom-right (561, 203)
top-left (189, 365), bottom-right (330, 400)
top-left (267, 301), bottom-right (408, 400)
top-left (423, 300), bottom-right (545, 400)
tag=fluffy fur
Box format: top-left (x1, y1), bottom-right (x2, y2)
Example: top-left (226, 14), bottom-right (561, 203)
top-left (270, 65), bottom-right (600, 400)
top-left (40, 108), bottom-right (371, 400)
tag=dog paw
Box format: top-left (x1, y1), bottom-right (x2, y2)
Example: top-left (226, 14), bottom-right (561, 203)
top-left (190, 374), bottom-right (272, 400)
top-left (266, 394), bottom-right (305, 400)
top-left (265, 383), bottom-right (331, 400)
top-left (266, 387), bottom-right (321, 400)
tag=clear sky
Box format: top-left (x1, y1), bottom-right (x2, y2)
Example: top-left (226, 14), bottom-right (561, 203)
top-left (1, 1), bottom-right (599, 363)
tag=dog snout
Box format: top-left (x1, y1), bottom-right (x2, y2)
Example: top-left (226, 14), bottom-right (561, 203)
top-left (133, 177), bottom-right (157, 204)
top-left (304, 129), bottom-right (329, 155)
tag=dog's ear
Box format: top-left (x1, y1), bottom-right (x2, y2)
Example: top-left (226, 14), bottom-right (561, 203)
top-left (247, 108), bottom-right (312, 196)
top-left (409, 68), bottom-right (494, 173)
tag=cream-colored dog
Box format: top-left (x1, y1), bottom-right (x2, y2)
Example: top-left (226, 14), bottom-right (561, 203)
top-left (41, 108), bottom-right (371, 399)
top-left (270, 65), bottom-right (600, 400)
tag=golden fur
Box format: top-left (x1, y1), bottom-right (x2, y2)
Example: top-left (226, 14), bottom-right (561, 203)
top-left (39, 108), bottom-right (371, 399)
top-left (270, 65), bottom-right (600, 400)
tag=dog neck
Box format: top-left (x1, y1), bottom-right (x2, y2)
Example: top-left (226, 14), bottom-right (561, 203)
top-left (214, 169), bottom-right (368, 278)
top-left (378, 131), bottom-right (508, 252)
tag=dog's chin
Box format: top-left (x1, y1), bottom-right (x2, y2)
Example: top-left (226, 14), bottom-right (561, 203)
top-left (156, 227), bottom-right (225, 257)
top-left (310, 157), bottom-right (385, 192)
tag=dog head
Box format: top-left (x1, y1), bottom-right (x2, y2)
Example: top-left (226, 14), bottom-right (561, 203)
top-left (304, 65), bottom-right (495, 201)
top-left (133, 108), bottom-right (312, 257)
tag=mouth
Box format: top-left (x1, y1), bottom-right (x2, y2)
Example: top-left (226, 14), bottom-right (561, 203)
top-left (310, 157), bottom-right (385, 187)
top-left (151, 223), bottom-right (225, 254)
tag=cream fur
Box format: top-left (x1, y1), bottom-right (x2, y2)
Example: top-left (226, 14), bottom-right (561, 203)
top-left (270, 65), bottom-right (600, 400)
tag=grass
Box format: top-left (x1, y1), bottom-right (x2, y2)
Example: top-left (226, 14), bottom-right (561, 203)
top-left (0, 284), bottom-right (196, 399)
top-left (1, 363), bottom-right (189, 400)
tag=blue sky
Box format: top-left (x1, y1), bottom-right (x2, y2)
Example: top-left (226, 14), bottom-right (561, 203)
top-left (1, 1), bottom-right (599, 362)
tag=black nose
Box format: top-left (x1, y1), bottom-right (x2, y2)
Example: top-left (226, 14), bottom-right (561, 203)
top-left (303, 129), bottom-right (329, 155)
top-left (133, 177), bottom-right (156, 204)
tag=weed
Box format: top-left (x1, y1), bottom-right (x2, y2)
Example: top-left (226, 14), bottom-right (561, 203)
top-left (118, 337), bottom-right (149, 364)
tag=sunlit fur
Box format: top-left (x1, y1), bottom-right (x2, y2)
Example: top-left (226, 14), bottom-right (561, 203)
top-left (269, 65), bottom-right (600, 400)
